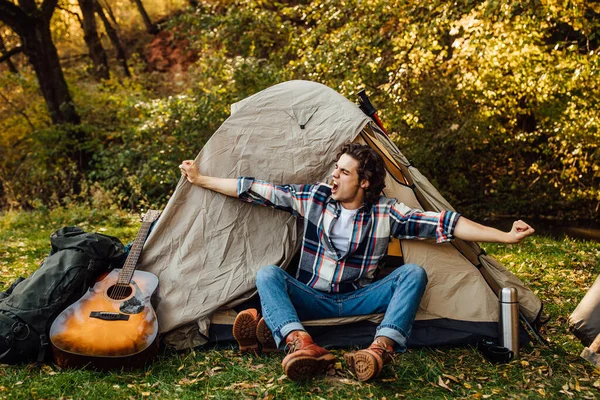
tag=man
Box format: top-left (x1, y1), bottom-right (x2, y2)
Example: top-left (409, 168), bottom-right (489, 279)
top-left (179, 143), bottom-right (534, 382)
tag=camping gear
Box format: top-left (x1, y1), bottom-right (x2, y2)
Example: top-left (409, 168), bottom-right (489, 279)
top-left (569, 275), bottom-right (600, 347)
top-left (358, 89), bottom-right (388, 136)
top-left (50, 211), bottom-right (160, 369)
top-left (477, 338), bottom-right (514, 364)
top-left (134, 80), bottom-right (544, 350)
top-left (580, 334), bottom-right (600, 369)
top-left (0, 227), bottom-right (126, 364)
top-left (498, 287), bottom-right (519, 358)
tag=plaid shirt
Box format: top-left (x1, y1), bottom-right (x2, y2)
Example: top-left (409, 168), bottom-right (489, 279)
top-left (238, 178), bottom-right (460, 293)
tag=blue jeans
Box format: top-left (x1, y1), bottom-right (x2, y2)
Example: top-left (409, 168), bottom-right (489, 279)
top-left (255, 263), bottom-right (428, 352)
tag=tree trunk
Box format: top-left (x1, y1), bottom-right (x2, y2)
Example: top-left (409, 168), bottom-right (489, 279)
top-left (131, 0), bottom-right (158, 34)
top-left (0, 33), bottom-right (18, 73)
top-left (95, 0), bottom-right (130, 77)
top-left (78, 0), bottom-right (109, 80)
top-left (20, 19), bottom-right (80, 125)
top-left (1, 0), bottom-right (88, 183)
top-left (99, 0), bottom-right (119, 29)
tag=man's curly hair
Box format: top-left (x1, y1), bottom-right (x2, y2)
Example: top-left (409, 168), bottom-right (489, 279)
top-left (335, 142), bottom-right (386, 204)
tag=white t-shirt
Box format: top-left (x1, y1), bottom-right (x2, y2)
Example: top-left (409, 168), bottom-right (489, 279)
top-left (330, 206), bottom-right (359, 255)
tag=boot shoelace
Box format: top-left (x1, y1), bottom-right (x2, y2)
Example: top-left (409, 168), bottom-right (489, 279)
top-left (370, 339), bottom-right (395, 363)
top-left (285, 336), bottom-right (301, 354)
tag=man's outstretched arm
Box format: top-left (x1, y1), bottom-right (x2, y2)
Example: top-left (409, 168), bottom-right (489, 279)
top-left (453, 217), bottom-right (535, 244)
top-left (179, 160), bottom-right (238, 198)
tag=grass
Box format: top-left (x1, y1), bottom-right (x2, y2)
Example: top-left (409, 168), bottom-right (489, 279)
top-left (1, 206), bottom-right (599, 399)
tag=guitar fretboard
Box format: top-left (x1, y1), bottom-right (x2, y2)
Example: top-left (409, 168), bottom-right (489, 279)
top-left (117, 212), bottom-right (158, 285)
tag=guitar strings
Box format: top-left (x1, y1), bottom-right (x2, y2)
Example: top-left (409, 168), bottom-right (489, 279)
top-left (113, 220), bottom-right (149, 300)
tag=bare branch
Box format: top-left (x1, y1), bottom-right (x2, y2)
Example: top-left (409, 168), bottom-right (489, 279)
top-left (0, 89), bottom-right (36, 130)
top-left (57, 4), bottom-right (83, 27)
top-left (0, 0), bottom-right (27, 34)
top-left (0, 45), bottom-right (23, 63)
top-left (0, 33), bottom-right (18, 73)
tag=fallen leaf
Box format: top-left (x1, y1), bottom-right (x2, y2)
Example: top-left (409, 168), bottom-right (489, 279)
top-left (442, 374), bottom-right (459, 383)
top-left (141, 392), bottom-right (151, 397)
top-left (339, 378), bottom-right (360, 386)
top-left (41, 365), bottom-right (54, 374)
top-left (178, 378), bottom-right (199, 386)
top-left (559, 390), bottom-right (574, 398)
top-left (437, 376), bottom-right (453, 392)
top-left (277, 375), bottom-right (287, 382)
top-left (177, 364), bottom-right (184, 371)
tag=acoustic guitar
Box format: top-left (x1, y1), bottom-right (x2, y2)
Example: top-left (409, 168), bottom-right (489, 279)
top-left (50, 210), bottom-right (161, 369)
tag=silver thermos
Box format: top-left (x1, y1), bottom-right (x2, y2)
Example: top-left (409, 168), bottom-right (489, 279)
top-left (499, 287), bottom-right (519, 358)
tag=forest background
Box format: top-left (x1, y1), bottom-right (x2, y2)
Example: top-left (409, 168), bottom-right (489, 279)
top-left (0, 0), bottom-right (599, 221)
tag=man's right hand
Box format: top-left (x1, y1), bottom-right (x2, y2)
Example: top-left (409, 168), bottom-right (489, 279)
top-left (178, 160), bottom-right (239, 198)
top-left (179, 160), bottom-right (200, 184)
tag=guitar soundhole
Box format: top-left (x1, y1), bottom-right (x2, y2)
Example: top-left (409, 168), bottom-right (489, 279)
top-left (107, 284), bottom-right (133, 300)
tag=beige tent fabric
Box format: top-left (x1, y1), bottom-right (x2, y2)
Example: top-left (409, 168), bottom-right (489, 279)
top-left (137, 80), bottom-right (542, 350)
top-left (478, 255), bottom-right (541, 321)
top-left (402, 241), bottom-right (498, 322)
top-left (137, 81), bottom-right (370, 349)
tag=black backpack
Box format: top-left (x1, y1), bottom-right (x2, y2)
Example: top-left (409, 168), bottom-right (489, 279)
top-left (0, 226), bottom-right (127, 364)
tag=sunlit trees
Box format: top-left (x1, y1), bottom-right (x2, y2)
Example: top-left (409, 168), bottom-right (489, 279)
top-left (78, 0), bottom-right (110, 80)
top-left (0, 0), bottom-right (597, 217)
top-left (0, 0), bottom-right (80, 125)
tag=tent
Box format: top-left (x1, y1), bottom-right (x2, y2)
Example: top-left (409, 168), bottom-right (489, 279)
top-left (137, 80), bottom-right (544, 350)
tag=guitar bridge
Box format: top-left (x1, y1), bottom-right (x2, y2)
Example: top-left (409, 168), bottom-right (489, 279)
top-left (90, 311), bottom-right (130, 321)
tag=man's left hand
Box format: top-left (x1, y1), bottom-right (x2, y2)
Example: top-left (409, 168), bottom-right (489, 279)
top-left (507, 220), bottom-right (535, 243)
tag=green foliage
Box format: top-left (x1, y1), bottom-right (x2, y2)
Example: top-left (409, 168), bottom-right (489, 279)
top-left (90, 92), bottom-right (218, 209)
top-left (1, 0), bottom-right (599, 218)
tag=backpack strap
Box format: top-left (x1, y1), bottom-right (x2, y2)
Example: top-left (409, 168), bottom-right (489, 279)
top-left (37, 333), bottom-right (48, 363)
top-left (0, 313), bottom-right (16, 359)
top-left (0, 312), bottom-right (34, 355)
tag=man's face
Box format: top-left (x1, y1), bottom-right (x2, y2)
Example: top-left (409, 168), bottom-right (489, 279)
top-left (331, 154), bottom-right (369, 208)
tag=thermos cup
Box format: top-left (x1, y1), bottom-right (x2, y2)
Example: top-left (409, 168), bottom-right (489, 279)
top-left (499, 287), bottom-right (519, 358)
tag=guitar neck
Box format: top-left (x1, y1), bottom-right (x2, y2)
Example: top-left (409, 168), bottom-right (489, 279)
top-left (118, 218), bottom-right (154, 285)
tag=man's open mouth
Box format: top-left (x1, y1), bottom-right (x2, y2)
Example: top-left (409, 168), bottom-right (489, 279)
top-left (332, 181), bottom-right (339, 193)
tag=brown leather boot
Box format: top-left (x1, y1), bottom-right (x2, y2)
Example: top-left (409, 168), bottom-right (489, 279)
top-left (344, 339), bottom-right (394, 381)
top-left (281, 331), bottom-right (336, 381)
top-left (232, 309), bottom-right (259, 354)
top-left (256, 317), bottom-right (277, 353)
